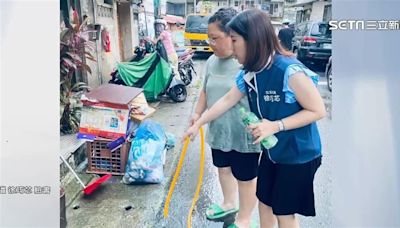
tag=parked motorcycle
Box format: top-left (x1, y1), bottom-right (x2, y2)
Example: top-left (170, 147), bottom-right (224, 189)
top-left (109, 40), bottom-right (150, 85)
top-left (177, 49), bottom-right (196, 86)
top-left (109, 40), bottom-right (187, 102)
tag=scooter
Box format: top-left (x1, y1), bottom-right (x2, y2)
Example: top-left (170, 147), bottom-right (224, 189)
top-left (177, 49), bottom-right (196, 86)
top-left (109, 40), bottom-right (187, 102)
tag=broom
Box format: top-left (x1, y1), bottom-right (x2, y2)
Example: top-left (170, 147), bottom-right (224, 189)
top-left (60, 154), bottom-right (112, 195)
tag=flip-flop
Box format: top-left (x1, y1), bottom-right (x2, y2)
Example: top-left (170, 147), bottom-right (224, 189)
top-left (205, 203), bottom-right (239, 220)
top-left (227, 224), bottom-right (239, 228)
top-left (227, 220), bottom-right (258, 228)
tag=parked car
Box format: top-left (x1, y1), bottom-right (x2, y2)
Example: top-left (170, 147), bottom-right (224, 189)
top-left (292, 21), bottom-right (332, 66)
top-left (325, 56), bottom-right (332, 92)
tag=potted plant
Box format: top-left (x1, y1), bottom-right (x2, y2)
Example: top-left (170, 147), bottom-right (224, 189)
top-left (60, 17), bottom-right (96, 134)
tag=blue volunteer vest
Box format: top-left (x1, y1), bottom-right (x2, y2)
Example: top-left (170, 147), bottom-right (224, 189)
top-left (245, 54), bottom-right (322, 164)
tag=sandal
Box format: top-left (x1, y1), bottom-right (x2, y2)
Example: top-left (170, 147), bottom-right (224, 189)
top-left (205, 203), bottom-right (239, 220)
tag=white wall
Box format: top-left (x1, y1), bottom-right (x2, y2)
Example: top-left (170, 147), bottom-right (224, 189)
top-left (310, 1), bottom-right (327, 21)
top-left (140, 0), bottom-right (156, 38)
top-left (131, 11), bottom-right (139, 49)
top-left (117, 2), bottom-right (135, 61)
top-left (96, 2), bottom-right (121, 86)
top-left (283, 7), bottom-right (297, 22)
top-left (80, 0), bottom-right (121, 87)
top-left (81, 0), bottom-right (102, 88)
top-left (81, 1), bottom-right (139, 88)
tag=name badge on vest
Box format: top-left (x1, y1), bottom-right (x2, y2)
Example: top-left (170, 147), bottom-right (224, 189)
top-left (264, 90), bottom-right (281, 102)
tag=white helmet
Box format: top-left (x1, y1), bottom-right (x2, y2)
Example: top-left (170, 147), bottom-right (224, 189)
top-left (154, 19), bottom-right (167, 26)
top-left (282, 19), bottom-right (290, 25)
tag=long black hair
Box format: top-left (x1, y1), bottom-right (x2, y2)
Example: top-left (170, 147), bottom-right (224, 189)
top-left (227, 9), bottom-right (293, 72)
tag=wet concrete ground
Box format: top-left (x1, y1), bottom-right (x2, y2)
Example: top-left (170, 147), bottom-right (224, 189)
top-left (65, 55), bottom-right (209, 228)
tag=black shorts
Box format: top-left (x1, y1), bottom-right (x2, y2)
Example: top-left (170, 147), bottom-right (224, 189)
top-left (211, 148), bottom-right (260, 181)
top-left (256, 151), bottom-right (322, 216)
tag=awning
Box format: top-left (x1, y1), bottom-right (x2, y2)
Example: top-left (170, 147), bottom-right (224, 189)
top-left (163, 15), bottom-right (185, 24)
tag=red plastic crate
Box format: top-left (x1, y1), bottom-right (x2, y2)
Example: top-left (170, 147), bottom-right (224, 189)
top-left (86, 138), bottom-right (130, 176)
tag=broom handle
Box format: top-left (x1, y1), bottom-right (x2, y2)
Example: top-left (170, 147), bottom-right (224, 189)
top-left (59, 154), bottom-right (86, 188)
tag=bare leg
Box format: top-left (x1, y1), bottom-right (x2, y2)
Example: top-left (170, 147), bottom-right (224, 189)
top-left (207, 167), bottom-right (238, 216)
top-left (277, 215), bottom-right (299, 228)
top-left (234, 178), bottom-right (258, 227)
top-left (259, 202), bottom-right (277, 228)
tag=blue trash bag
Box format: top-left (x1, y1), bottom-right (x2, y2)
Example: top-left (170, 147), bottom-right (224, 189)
top-left (122, 119), bottom-right (167, 184)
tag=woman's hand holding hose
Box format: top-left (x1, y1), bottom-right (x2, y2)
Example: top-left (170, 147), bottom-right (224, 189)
top-left (183, 122), bottom-right (201, 142)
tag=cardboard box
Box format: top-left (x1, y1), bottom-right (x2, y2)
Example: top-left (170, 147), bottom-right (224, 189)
top-left (79, 106), bottom-right (130, 139)
top-left (130, 93), bottom-right (156, 122)
top-left (81, 84), bottom-right (143, 108)
top-left (79, 84), bottom-right (143, 139)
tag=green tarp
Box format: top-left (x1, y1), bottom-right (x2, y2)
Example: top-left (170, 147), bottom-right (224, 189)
top-left (116, 52), bottom-right (172, 101)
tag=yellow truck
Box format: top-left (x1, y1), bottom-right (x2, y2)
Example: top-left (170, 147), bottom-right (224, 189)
top-left (184, 14), bottom-right (213, 53)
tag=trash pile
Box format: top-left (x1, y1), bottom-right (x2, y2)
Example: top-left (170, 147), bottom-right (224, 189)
top-left (77, 84), bottom-right (174, 182)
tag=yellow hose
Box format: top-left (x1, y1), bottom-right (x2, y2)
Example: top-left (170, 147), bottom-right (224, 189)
top-left (187, 127), bottom-right (205, 228)
top-left (163, 127), bottom-right (206, 228)
top-left (163, 136), bottom-right (190, 218)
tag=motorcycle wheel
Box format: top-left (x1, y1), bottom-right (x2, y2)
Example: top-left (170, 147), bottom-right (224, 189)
top-left (169, 84), bottom-right (187, 102)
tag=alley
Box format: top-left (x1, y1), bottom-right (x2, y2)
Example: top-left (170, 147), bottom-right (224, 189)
top-left (65, 55), bottom-right (332, 228)
top-left (65, 56), bottom-right (210, 228)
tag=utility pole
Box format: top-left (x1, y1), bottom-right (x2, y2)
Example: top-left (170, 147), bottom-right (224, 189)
top-left (185, 0), bottom-right (187, 17)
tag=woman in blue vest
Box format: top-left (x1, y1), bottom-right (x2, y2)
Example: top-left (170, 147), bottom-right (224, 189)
top-left (191, 8), bottom-right (261, 228)
top-left (184, 9), bottom-right (326, 228)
